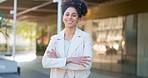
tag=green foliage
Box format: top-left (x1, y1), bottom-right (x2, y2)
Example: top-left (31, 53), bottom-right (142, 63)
top-left (16, 21), bottom-right (36, 39)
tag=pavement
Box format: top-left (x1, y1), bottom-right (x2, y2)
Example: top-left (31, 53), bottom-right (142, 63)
top-left (0, 56), bottom-right (147, 78)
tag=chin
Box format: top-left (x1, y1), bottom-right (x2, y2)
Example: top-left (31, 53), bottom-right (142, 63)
top-left (66, 25), bottom-right (75, 28)
top-left (67, 26), bottom-right (75, 28)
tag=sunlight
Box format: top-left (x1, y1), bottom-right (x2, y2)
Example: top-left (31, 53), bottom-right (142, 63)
top-left (0, 32), bottom-right (6, 44)
top-left (3, 53), bottom-right (37, 62)
top-left (14, 53), bottom-right (37, 62)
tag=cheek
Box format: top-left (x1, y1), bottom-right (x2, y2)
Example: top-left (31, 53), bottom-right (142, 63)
top-left (75, 17), bottom-right (80, 21)
top-left (62, 17), bottom-right (66, 23)
top-left (62, 16), bottom-right (64, 21)
top-left (74, 19), bottom-right (79, 23)
top-left (62, 15), bottom-right (66, 21)
top-left (62, 18), bottom-right (64, 23)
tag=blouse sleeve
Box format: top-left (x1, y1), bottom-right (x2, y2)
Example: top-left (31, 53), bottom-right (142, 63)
top-left (42, 35), bottom-right (67, 68)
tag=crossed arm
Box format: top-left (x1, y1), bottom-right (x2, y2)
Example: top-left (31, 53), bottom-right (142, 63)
top-left (47, 49), bottom-right (91, 67)
top-left (42, 34), bottom-right (92, 70)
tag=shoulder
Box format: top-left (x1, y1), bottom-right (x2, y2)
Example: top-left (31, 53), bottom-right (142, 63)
top-left (77, 29), bottom-right (92, 42)
top-left (50, 35), bottom-right (58, 40)
top-left (77, 28), bottom-right (90, 38)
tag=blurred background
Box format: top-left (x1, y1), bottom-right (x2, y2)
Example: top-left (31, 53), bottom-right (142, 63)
top-left (0, 0), bottom-right (148, 78)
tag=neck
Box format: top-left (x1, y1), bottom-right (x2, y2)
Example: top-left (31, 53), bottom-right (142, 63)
top-left (64, 27), bottom-right (76, 40)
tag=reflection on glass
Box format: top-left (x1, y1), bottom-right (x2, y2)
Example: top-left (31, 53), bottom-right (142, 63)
top-left (91, 17), bottom-right (125, 72)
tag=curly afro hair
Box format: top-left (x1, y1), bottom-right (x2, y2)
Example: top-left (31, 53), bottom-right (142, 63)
top-left (62, 0), bottom-right (88, 18)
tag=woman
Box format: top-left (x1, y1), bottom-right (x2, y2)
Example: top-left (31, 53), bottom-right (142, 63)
top-left (42, 0), bottom-right (92, 78)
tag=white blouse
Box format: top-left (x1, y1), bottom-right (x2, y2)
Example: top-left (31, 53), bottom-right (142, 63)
top-left (64, 40), bottom-right (71, 78)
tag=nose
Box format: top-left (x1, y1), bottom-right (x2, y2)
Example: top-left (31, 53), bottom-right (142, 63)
top-left (67, 15), bottom-right (72, 19)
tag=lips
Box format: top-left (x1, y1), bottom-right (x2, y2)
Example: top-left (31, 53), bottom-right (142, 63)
top-left (66, 20), bottom-right (73, 24)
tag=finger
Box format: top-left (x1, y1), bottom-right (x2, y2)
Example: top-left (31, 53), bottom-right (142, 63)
top-left (48, 52), bottom-right (54, 55)
top-left (85, 59), bottom-right (91, 62)
top-left (48, 53), bottom-right (55, 58)
top-left (49, 53), bottom-right (53, 57)
top-left (47, 52), bottom-right (52, 56)
top-left (47, 51), bottom-right (50, 53)
top-left (47, 55), bottom-right (50, 57)
top-left (84, 56), bottom-right (90, 58)
top-left (79, 63), bottom-right (86, 67)
top-left (83, 62), bottom-right (89, 65)
top-left (52, 53), bottom-right (57, 57)
top-left (81, 58), bottom-right (85, 61)
top-left (48, 54), bottom-right (53, 58)
top-left (81, 59), bottom-right (90, 63)
top-left (50, 52), bottom-right (58, 58)
top-left (81, 58), bottom-right (91, 62)
top-left (49, 52), bottom-right (54, 56)
top-left (81, 56), bottom-right (90, 58)
top-left (51, 49), bottom-right (55, 52)
top-left (80, 61), bottom-right (90, 66)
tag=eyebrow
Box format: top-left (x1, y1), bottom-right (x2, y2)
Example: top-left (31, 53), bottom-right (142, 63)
top-left (65, 12), bottom-right (77, 15)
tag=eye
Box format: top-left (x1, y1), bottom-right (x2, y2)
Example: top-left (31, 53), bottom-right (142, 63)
top-left (72, 14), bottom-right (77, 17)
top-left (65, 13), bottom-right (69, 16)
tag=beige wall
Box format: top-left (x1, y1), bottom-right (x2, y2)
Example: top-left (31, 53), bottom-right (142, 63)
top-left (84, 0), bottom-right (148, 19)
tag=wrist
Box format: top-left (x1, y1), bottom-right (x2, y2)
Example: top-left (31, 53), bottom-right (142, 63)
top-left (66, 58), bottom-right (72, 64)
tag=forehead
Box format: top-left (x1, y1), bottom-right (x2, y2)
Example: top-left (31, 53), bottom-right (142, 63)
top-left (64, 7), bottom-right (77, 14)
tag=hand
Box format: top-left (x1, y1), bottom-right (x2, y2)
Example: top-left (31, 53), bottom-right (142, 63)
top-left (67, 56), bottom-right (91, 67)
top-left (47, 49), bottom-right (58, 58)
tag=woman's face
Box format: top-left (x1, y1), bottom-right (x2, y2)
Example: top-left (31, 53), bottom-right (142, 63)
top-left (63, 7), bottom-right (80, 28)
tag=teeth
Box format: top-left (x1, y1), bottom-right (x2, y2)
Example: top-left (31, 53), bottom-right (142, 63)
top-left (67, 21), bottom-right (73, 24)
